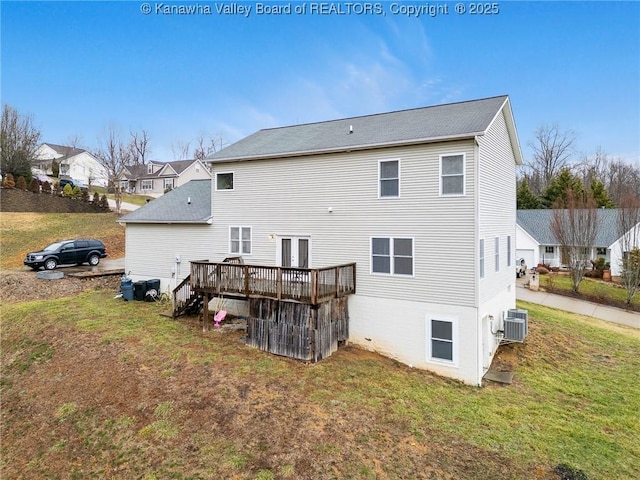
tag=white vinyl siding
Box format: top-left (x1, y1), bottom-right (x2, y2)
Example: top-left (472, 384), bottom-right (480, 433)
top-left (210, 140), bottom-right (476, 307)
top-left (230, 226), bottom-right (251, 255)
top-left (440, 154), bottom-right (465, 196)
top-left (479, 239), bottom-right (485, 279)
top-left (379, 159), bottom-right (400, 198)
top-left (495, 237), bottom-right (500, 272)
top-left (371, 237), bottom-right (413, 276)
top-left (477, 108), bottom-right (517, 304)
top-left (507, 236), bottom-right (512, 267)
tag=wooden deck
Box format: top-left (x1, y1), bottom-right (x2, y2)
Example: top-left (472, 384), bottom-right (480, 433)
top-left (189, 261), bottom-right (356, 305)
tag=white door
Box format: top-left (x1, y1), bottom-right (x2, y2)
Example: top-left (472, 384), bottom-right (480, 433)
top-left (279, 236), bottom-right (310, 268)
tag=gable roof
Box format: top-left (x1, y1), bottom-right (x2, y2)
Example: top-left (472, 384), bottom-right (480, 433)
top-left (120, 159), bottom-right (204, 180)
top-left (42, 142), bottom-right (86, 158)
top-left (118, 179), bottom-right (212, 224)
top-left (517, 209), bottom-right (621, 247)
top-left (207, 96), bottom-right (522, 164)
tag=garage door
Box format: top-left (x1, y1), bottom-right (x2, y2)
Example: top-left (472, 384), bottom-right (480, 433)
top-left (516, 249), bottom-right (534, 269)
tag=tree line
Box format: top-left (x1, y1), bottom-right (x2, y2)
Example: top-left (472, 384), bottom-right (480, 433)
top-left (517, 124), bottom-right (638, 209)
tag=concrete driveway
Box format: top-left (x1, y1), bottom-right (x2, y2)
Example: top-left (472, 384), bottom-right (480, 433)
top-left (30, 257), bottom-right (125, 276)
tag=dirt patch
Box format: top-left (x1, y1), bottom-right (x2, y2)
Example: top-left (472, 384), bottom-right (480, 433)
top-left (0, 270), bottom-right (120, 303)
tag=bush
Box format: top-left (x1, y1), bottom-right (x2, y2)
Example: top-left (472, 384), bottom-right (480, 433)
top-left (92, 191), bottom-right (100, 205)
top-left (536, 266), bottom-right (550, 275)
top-left (2, 173), bottom-right (16, 189)
top-left (29, 178), bottom-right (40, 193)
top-left (99, 194), bottom-right (110, 210)
top-left (16, 176), bottom-right (27, 190)
top-left (41, 181), bottom-right (52, 194)
top-left (81, 189), bottom-right (90, 202)
top-left (62, 183), bottom-right (74, 197)
top-left (72, 185), bottom-right (82, 199)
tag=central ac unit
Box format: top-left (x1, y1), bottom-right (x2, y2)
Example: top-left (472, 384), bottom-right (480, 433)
top-left (507, 308), bottom-right (529, 336)
top-left (504, 317), bottom-right (526, 342)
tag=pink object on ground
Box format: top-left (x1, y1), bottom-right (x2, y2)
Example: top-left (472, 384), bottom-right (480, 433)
top-left (214, 310), bottom-right (227, 327)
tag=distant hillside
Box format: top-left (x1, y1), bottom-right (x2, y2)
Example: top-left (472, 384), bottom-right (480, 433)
top-left (0, 188), bottom-right (110, 213)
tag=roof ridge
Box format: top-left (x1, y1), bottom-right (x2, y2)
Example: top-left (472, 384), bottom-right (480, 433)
top-left (257, 95), bottom-right (509, 132)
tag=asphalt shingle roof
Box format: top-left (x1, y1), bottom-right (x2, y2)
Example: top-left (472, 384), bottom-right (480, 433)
top-left (207, 96), bottom-right (513, 162)
top-left (517, 209), bottom-right (620, 247)
top-left (119, 179), bottom-right (212, 224)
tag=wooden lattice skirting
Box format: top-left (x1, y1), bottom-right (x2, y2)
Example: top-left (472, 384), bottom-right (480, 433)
top-left (246, 297), bottom-right (349, 361)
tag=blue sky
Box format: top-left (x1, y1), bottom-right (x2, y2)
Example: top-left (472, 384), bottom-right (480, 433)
top-left (2, 1), bottom-right (639, 164)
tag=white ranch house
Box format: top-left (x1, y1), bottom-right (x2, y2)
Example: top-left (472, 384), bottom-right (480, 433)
top-left (33, 143), bottom-right (108, 186)
top-left (516, 209), bottom-right (638, 277)
top-left (120, 96), bottom-right (525, 386)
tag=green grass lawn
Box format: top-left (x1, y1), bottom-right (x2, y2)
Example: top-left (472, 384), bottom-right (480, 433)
top-left (539, 273), bottom-right (637, 308)
top-left (2, 291), bottom-right (638, 480)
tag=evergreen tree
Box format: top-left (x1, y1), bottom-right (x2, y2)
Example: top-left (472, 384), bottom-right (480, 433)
top-left (542, 168), bottom-right (584, 208)
top-left (41, 180), bottom-right (51, 194)
top-left (517, 180), bottom-right (542, 209)
top-left (590, 179), bottom-right (615, 208)
top-left (62, 183), bottom-right (73, 197)
top-left (72, 185), bottom-right (82, 199)
top-left (92, 191), bottom-right (100, 205)
top-left (52, 159), bottom-right (59, 178)
top-left (2, 173), bottom-right (15, 189)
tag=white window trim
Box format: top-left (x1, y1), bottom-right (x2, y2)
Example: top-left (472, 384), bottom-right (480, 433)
top-left (439, 153), bottom-right (466, 197)
top-left (141, 179), bottom-right (153, 191)
top-left (229, 226), bottom-right (252, 256)
top-left (378, 159), bottom-right (401, 199)
top-left (370, 236), bottom-right (415, 277)
top-left (215, 171), bottom-right (235, 191)
top-left (425, 315), bottom-right (458, 366)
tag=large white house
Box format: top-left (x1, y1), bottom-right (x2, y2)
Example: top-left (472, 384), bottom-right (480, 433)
top-left (516, 209), bottom-right (639, 277)
top-left (120, 96), bottom-right (524, 386)
top-left (33, 143), bottom-right (108, 186)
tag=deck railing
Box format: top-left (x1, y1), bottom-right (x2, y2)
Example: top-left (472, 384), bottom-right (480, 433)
top-left (190, 261), bottom-right (356, 304)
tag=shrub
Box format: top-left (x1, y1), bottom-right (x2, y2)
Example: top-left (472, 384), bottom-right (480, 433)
top-left (62, 183), bottom-right (74, 197)
top-left (536, 266), bottom-right (550, 275)
top-left (29, 178), bottom-right (40, 193)
top-left (2, 173), bottom-right (16, 189)
top-left (16, 176), bottom-right (27, 190)
top-left (72, 185), bottom-right (82, 199)
top-left (92, 191), bottom-right (100, 205)
top-left (41, 181), bottom-right (52, 194)
top-left (81, 189), bottom-right (90, 202)
top-left (99, 194), bottom-right (110, 210)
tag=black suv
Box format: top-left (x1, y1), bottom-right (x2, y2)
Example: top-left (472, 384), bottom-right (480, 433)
top-left (24, 239), bottom-right (108, 270)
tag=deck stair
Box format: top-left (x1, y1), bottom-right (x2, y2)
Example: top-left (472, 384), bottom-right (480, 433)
top-left (172, 274), bottom-right (203, 319)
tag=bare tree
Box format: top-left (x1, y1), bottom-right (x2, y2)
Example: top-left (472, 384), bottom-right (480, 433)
top-left (1, 104), bottom-right (41, 180)
top-left (606, 158), bottom-right (640, 206)
top-left (526, 124), bottom-right (576, 196)
top-left (551, 189), bottom-right (600, 292)
top-left (617, 194), bottom-right (640, 304)
top-left (66, 134), bottom-right (84, 150)
top-left (93, 125), bottom-right (132, 214)
top-left (129, 130), bottom-right (150, 165)
top-left (171, 140), bottom-right (191, 160)
top-left (193, 134), bottom-right (217, 161)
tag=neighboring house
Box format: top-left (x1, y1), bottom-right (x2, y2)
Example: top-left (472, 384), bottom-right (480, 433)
top-left (516, 209), bottom-right (638, 277)
top-left (118, 159), bottom-right (211, 197)
top-left (33, 143), bottom-right (108, 186)
top-left (121, 95), bottom-right (524, 386)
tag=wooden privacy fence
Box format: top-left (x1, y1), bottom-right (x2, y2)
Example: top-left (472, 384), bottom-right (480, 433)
top-left (190, 261), bottom-right (356, 305)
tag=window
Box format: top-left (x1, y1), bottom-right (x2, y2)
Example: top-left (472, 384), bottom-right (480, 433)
top-left (507, 236), bottom-right (512, 267)
top-left (371, 237), bottom-right (413, 275)
top-left (164, 178), bottom-right (174, 190)
top-left (141, 180), bottom-right (153, 191)
top-left (596, 247), bottom-right (607, 256)
top-left (230, 227), bottom-right (251, 255)
top-left (545, 246), bottom-right (555, 254)
top-left (479, 239), bottom-right (485, 279)
top-left (147, 163), bottom-right (153, 174)
top-left (440, 154), bottom-right (465, 196)
top-left (427, 317), bottom-right (457, 364)
top-left (495, 237), bottom-right (500, 272)
top-left (379, 160), bottom-right (399, 197)
top-left (216, 172), bottom-right (234, 190)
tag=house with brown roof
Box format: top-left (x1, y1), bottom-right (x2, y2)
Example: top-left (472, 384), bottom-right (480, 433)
top-left (118, 159), bottom-right (211, 197)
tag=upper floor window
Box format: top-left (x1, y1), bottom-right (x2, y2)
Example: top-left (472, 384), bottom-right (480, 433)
top-left (596, 247), bottom-right (607, 256)
top-left (379, 160), bottom-right (399, 198)
top-left (440, 154), bottom-right (465, 196)
top-left (216, 172), bottom-right (234, 190)
top-left (371, 237), bottom-right (413, 276)
top-left (147, 163), bottom-right (154, 174)
top-left (545, 246), bottom-right (555, 254)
